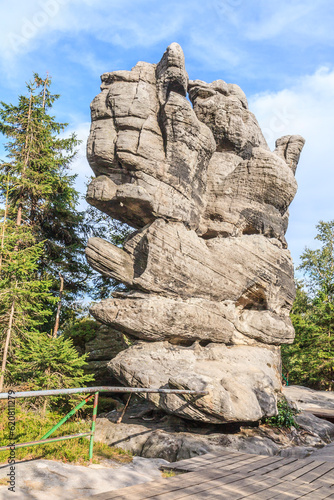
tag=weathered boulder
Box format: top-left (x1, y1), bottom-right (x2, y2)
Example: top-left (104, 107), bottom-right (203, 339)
top-left (87, 42), bottom-right (216, 230)
top-left (108, 341), bottom-right (281, 424)
top-left (0, 457), bottom-right (168, 499)
top-left (88, 220), bottom-right (295, 308)
top-left (90, 293), bottom-right (294, 345)
top-left (85, 43), bottom-right (304, 423)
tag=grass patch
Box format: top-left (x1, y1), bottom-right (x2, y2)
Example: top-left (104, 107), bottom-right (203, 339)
top-left (0, 401), bottom-right (132, 466)
top-left (161, 470), bottom-right (178, 478)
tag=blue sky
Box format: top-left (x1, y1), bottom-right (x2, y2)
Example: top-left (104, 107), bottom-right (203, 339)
top-left (1, 0), bottom-right (333, 272)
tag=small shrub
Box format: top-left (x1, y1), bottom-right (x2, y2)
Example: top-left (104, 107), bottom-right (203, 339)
top-left (263, 398), bottom-right (299, 429)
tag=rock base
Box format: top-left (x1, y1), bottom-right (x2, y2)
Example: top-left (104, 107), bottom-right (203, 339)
top-left (95, 400), bottom-right (334, 463)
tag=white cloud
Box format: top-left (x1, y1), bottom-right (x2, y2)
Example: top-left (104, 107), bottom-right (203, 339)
top-left (0, 0), bottom-right (187, 65)
top-left (249, 67), bottom-right (334, 267)
top-left (1, 0), bottom-right (74, 61)
top-left (243, 1), bottom-right (317, 41)
top-left (1, 0), bottom-right (334, 84)
top-left (187, 30), bottom-right (243, 71)
top-left (212, 0), bottom-right (334, 46)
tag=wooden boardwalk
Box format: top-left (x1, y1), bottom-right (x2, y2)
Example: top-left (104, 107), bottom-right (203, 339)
top-left (90, 449), bottom-right (334, 499)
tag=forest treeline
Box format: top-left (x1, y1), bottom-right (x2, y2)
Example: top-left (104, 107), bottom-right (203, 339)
top-left (282, 220), bottom-right (334, 390)
top-left (0, 73), bottom-right (333, 398)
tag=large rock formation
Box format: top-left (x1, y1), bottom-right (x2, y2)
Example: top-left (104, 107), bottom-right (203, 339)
top-left (85, 43), bottom-right (304, 424)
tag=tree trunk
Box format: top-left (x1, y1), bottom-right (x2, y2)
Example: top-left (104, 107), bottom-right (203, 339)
top-left (0, 174), bottom-right (10, 274)
top-left (42, 367), bottom-right (50, 416)
top-left (42, 74), bottom-right (49, 109)
top-left (0, 300), bottom-right (15, 392)
top-left (52, 272), bottom-right (64, 338)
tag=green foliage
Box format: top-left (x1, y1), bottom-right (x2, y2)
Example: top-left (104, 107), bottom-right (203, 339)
top-left (263, 399), bottom-right (299, 429)
top-left (0, 218), bottom-right (56, 388)
top-left (7, 333), bottom-right (94, 410)
top-left (0, 74), bottom-right (93, 327)
top-left (0, 401), bottom-right (132, 465)
top-left (161, 470), bottom-right (178, 478)
top-left (0, 222), bottom-right (55, 332)
top-left (0, 75), bottom-right (136, 326)
top-left (299, 220), bottom-right (334, 297)
top-left (0, 73), bottom-right (135, 412)
top-left (282, 220), bottom-right (334, 389)
top-left (63, 317), bottom-right (100, 352)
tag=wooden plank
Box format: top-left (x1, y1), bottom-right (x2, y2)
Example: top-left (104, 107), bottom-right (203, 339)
top-left (169, 457), bottom-right (240, 472)
top-left (150, 472), bottom-right (252, 500)
top-left (185, 455), bottom-right (261, 471)
top-left (247, 486), bottom-right (291, 500)
top-left (163, 451), bottom-right (254, 472)
top-left (268, 483), bottom-right (319, 499)
top-left (247, 479), bottom-right (314, 500)
top-left (233, 456), bottom-right (297, 476)
top-left (195, 475), bottom-right (284, 500)
top-left (280, 460), bottom-right (326, 481)
top-left (163, 451), bottom-right (240, 467)
top-left (299, 462), bottom-right (334, 483)
top-left (179, 454), bottom-right (265, 473)
top-left (146, 476), bottom-right (240, 500)
top-left (311, 469), bottom-right (334, 488)
top-left (193, 452), bottom-right (265, 465)
top-left (264, 459), bottom-right (321, 480)
top-left (162, 452), bottom-right (226, 469)
top-left (92, 468), bottom-right (243, 500)
top-left (163, 474), bottom-right (268, 500)
top-left (193, 454), bottom-right (269, 472)
top-left (290, 485), bottom-right (334, 499)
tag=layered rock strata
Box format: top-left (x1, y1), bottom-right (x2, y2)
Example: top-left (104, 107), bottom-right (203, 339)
top-left (85, 43), bottom-right (304, 423)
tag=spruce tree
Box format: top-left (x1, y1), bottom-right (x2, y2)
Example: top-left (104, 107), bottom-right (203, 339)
top-left (0, 218), bottom-right (55, 391)
top-left (0, 74), bottom-right (92, 329)
top-left (282, 221), bottom-right (334, 389)
top-left (8, 333), bottom-right (94, 412)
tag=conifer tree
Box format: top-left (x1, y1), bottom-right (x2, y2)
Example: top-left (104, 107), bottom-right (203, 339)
top-left (0, 73), bottom-right (132, 342)
top-left (8, 333), bottom-right (94, 412)
top-left (282, 220), bottom-right (334, 389)
top-left (0, 219), bottom-right (55, 391)
top-left (0, 74), bottom-right (91, 327)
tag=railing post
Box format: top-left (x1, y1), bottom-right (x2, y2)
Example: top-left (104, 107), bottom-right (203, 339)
top-left (40, 393), bottom-right (94, 441)
top-left (89, 391), bottom-right (99, 464)
top-left (0, 387), bottom-right (208, 464)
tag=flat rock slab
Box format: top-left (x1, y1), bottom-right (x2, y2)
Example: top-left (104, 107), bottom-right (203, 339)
top-left (0, 457), bottom-right (168, 500)
top-left (311, 442), bottom-right (334, 462)
top-left (283, 386), bottom-right (334, 411)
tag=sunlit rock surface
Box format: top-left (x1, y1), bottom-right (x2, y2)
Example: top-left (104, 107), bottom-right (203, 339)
top-left (85, 43), bottom-right (304, 423)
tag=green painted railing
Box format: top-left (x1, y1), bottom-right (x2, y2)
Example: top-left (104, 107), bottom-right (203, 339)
top-left (0, 386), bottom-right (208, 463)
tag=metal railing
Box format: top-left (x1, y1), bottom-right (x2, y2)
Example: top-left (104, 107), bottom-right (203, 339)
top-left (0, 386), bottom-right (208, 463)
